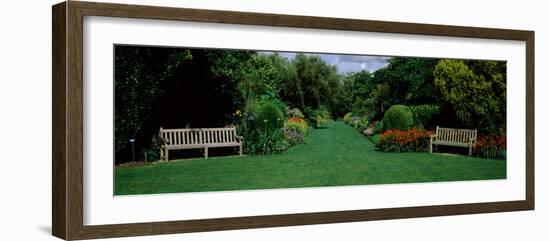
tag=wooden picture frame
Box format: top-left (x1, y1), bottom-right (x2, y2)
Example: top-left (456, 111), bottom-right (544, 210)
top-left (52, 1), bottom-right (534, 240)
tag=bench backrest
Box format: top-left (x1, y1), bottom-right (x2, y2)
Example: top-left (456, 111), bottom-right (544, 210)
top-left (160, 127), bottom-right (238, 146)
top-left (434, 126), bottom-right (477, 144)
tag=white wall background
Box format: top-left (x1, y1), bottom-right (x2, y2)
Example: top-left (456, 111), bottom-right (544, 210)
top-left (0, 0), bottom-right (547, 240)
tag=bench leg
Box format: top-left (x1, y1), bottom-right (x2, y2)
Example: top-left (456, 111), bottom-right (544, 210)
top-left (204, 147), bottom-right (208, 159)
top-left (239, 144), bottom-right (243, 156)
top-left (159, 147), bottom-right (163, 162)
top-left (165, 149), bottom-right (169, 162)
top-left (469, 145), bottom-right (472, 156)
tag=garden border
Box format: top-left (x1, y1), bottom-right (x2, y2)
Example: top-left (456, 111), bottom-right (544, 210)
top-left (52, 1), bottom-right (534, 240)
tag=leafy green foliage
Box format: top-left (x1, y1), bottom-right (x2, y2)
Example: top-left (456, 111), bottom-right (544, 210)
top-left (374, 120), bottom-right (384, 134)
top-left (249, 99), bottom-right (285, 131)
top-left (114, 45), bottom-right (507, 163)
top-left (288, 108), bottom-right (305, 118)
top-left (383, 105), bottom-right (414, 131)
top-left (292, 54), bottom-right (341, 114)
top-left (114, 46), bottom-right (191, 153)
top-left (255, 130), bottom-right (289, 155)
top-left (335, 71), bottom-right (374, 117)
top-left (343, 112), bottom-right (353, 124)
top-left (373, 57), bottom-right (439, 104)
top-left (237, 54), bottom-right (283, 108)
top-left (307, 106), bottom-right (332, 128)
top-left (348, 115), bottom-right (369, 131)
top-left (434, 60), bottom-right (506, 133)
top-left (410, 104), bottom-right (440, 129)
top-left (238, 98), bottom-right (288, 155)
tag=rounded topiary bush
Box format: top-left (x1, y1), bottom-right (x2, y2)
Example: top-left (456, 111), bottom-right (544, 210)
top-left (383, 105), bottom-right (413, 130)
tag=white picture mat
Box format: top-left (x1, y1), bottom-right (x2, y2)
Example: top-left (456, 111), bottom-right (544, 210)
top-left (83, 16), bottom-right (526, 226)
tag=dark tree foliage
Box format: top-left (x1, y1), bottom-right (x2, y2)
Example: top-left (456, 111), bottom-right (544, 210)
top-left (341, 57), bottom-right (438, 120)
top-left (335, 71), bottom-right (373, 117)
top-left (434, 59), bottom-right (506, 134)
top-left (115, 47), bottom-right (255, 162)
top-left (371, 57), bottom-right (439, 105)
top-left (114, 46), bottom-right (191, 155)
top-left (291, 54), bottom-right (340, 113)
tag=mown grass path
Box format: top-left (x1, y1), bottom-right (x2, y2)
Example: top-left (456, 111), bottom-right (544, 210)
top-left (115, 121), bottom-right (505, 195)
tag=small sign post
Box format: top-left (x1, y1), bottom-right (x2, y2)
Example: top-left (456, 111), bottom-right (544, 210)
top-left (129, 138), bottom-right (135, 162)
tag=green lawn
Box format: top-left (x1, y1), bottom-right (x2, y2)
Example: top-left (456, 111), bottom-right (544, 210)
top-left (115, 121), bottom-right (506, 195)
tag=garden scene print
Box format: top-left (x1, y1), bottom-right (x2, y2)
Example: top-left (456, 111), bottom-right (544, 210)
top-left (114, 45), bottom-right (507, 195)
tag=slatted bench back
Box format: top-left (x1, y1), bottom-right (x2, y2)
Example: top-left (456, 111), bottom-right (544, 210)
top-left (160, 127), bottom-right (238, 146)
top-left (434, 126), bottom-right (477, 144)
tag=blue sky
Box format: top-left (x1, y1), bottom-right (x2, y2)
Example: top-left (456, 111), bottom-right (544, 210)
top-left (259, 51), bottom-right (390, 74)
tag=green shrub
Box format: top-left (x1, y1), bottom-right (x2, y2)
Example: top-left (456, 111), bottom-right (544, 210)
top-left (349, 116), bottom-right (369, 131)
top-left (383, 105), bottom-right (413, 131)
top-left (357, 117), bottom-right (369, 131)
top-left (310, 106), bottom-right (332, 128)
top-left (343, 112), bottom-right (353, 124)
top-left (374, 120), bottom-right (384, 134)
top-left (239, 98), bottom-right (288, 155)
top-left (250, 99), bottom-right (285, 131)
top-left (141, 144), bottom-right (160, 162)
top-left (288, 108), bottom-right (305, 118)
top-left (255, 130), bottom-right (289, 155)
top-left (410, 104), bottom-right (440, 129)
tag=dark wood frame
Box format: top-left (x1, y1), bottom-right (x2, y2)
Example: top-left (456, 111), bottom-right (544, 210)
top-left (52, 1), bottom-right (535, 240)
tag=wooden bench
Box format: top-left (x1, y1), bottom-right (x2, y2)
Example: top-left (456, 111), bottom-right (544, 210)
top-left (159, 127), bottom-right (243, 161)
top-left (429, 126), bottom-right (477, 156)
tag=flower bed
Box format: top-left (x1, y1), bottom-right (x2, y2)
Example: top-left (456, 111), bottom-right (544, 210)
top-left (376, 128), bottom-right (432, 152)
top-left (283, 117), bottom-right (309, 145)
top-left (473, 135), bottom-right (506, 159)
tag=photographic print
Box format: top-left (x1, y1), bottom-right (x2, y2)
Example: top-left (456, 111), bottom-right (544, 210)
top-left (114, 45), bottom-right (507, 195)
top-left (52, 2), bottom-right (533, 239)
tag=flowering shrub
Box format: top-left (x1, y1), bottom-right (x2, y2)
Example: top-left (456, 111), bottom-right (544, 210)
top-left (376, 128), bottom-right (432, 152)
top-left (285, 117), bottom-right (309, 134)
top-left (473, 135), bottom-right (506, 159)
top-left (283, 117), bottom-right (309, 145)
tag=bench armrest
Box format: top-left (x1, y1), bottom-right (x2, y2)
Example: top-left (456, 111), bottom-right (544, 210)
top-left (235, 135), bottom-right (244, 142)
top-left (429, 134), bottom-right (438, 138)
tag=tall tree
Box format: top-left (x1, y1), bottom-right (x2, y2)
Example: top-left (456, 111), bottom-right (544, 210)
top-left (371, 57), bottom-right (439, 105)
top-left (434, 59), bottom-right (506, 133)
top-left (114, 46), bottom-right (191, 153)
top-left (292, 53), bottom-right (340, 112)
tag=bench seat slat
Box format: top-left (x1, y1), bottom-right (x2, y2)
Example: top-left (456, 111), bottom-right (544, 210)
top-left (166, 142), bottom-right (241, 150)
top-left (432, 141), bottom-right (471, 147)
